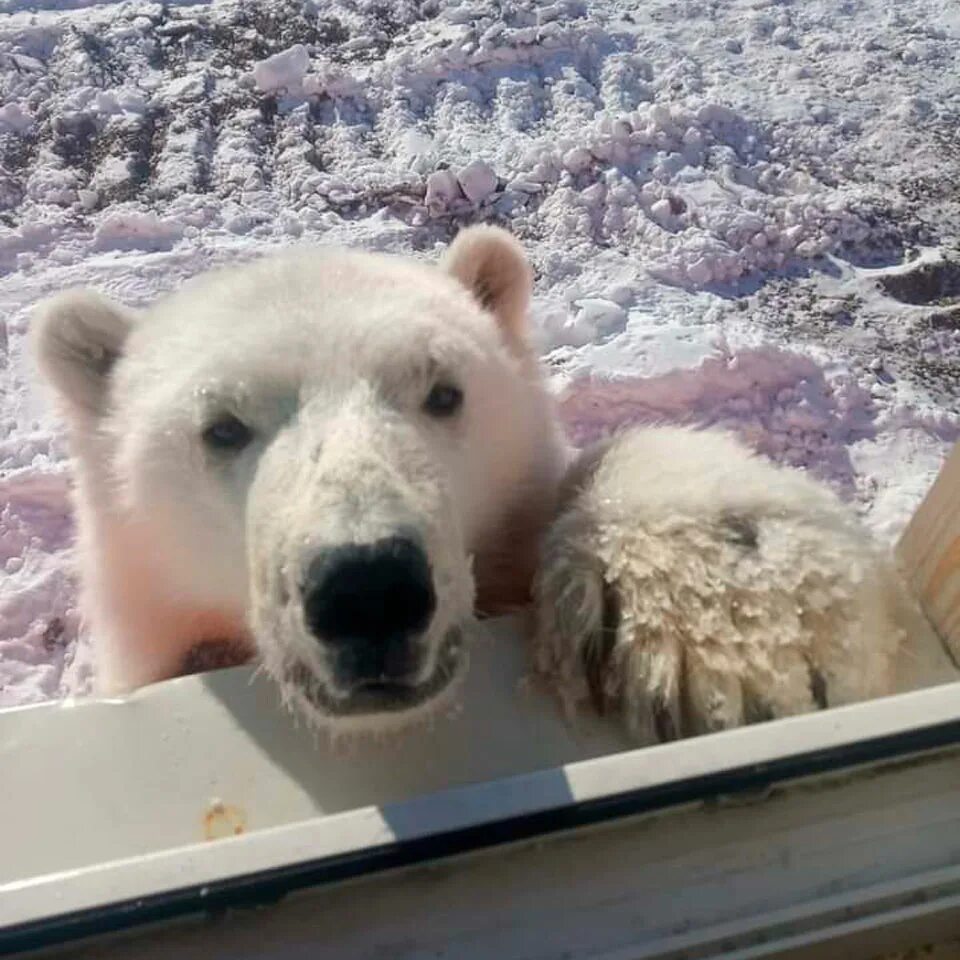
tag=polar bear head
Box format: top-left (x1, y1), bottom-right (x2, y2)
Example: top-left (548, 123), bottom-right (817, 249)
top-left (34, 228), bottom-right (568, 730)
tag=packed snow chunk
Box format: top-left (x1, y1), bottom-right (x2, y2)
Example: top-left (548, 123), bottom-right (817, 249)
top-left (425, 170), bottom-right (462, 210)
top-left (302, 63), bottom-right (362, 100)
top-left (93, 210), bottom-right (183, 252)
top-left (533, 300), bottom-right (596, 350)
top-left (27, 166), bottom-right (80, 207)
top-left (650, 197), bottom-right (674, 224)
top-left (77, 190), bottom-right (99, 212)
top-left (686, 259), bottom-right (714, 285)
top-left (253, 44), bottom-right (310, 93)
top-left (574, 298), bottom-right (628, 336)
top-left (457, 160), bottom-right (499, 205)
top-left (163, 73), bottom-right (209, 101)
top-left (399, 130), bottom-right (438, 174)
top-left (0, 103), bottom-right (33, 134)
top-left (563, 148), bottom-right (593, 174)
top-left (557, 314), bottom-right (597, 348)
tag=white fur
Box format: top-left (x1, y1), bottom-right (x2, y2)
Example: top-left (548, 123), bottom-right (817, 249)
top-left (32, 227), bottom-right (949, 740)
top-left (34, 230), bottom-right (566, 726)
top-left (532, 428), bottom-right (947, 742)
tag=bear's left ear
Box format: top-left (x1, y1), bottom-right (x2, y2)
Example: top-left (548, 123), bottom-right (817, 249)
top-left (441, 225), bottom-right (533, 354)
top-left (32, 289), bottom-right (138, 419)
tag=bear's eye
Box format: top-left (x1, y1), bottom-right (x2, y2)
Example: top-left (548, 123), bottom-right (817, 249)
top-left (202, 414), bottom-right (254, 452)
top-left (423, 382), bottom-right (464, 418)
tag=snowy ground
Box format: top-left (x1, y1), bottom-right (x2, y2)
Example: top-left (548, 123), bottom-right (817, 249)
top-left (1, 0), bottom-right (958, 707)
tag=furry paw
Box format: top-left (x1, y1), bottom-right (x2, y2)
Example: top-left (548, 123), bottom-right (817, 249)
top-left (532, 428), bottom-right (908, 744)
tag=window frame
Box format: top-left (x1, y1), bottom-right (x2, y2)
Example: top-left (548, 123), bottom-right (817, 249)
top-left (4, 674), bottom-right (960, 957)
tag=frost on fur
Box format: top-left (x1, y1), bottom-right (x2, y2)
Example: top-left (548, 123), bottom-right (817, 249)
top-left (532, 427), bottom-right (940, 744)
top-left (31, 227), bottom-right (567, 732)
top-left (31, 225), bottom-right (947, 742)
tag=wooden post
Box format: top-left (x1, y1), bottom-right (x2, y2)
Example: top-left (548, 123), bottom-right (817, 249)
top-left (897, 442), bottom-right (960, 657)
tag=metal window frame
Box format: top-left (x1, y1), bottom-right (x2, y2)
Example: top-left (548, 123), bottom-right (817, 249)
top-left (5, 675), bottom-right (960, 959)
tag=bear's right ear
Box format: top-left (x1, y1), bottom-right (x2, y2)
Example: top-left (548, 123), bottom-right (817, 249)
top-left (441, 225), bottom-right (533, 355)
top-left (32, 289), bottom-right (137, 418)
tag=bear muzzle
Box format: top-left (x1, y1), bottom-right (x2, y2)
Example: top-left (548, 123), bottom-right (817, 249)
top-left (300, 534), bottom-right (441, 700)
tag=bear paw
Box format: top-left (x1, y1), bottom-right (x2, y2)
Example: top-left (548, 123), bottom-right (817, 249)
top-left (531, 429), bottom-right (903, 744)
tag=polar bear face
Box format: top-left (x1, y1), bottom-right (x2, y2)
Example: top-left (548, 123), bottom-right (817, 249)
top-left (35, 228), bottom-right (567, 729)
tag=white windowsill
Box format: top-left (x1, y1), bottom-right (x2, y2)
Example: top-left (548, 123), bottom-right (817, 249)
top-left (4, 616), bottom-right (960, 958)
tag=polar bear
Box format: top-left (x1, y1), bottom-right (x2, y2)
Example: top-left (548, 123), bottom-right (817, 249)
top-left (33, 227), bottom-right (951, 741)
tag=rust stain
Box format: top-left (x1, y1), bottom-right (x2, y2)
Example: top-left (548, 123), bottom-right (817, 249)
top-left (203, 798), bottom-right (247, 841)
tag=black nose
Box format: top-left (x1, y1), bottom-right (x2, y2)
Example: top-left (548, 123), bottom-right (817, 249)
top-left (302, 536), bottom-right (436, 666)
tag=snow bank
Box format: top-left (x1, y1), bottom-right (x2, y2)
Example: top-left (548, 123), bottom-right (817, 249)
top-left (560, 347), bottom-right (876, 494)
